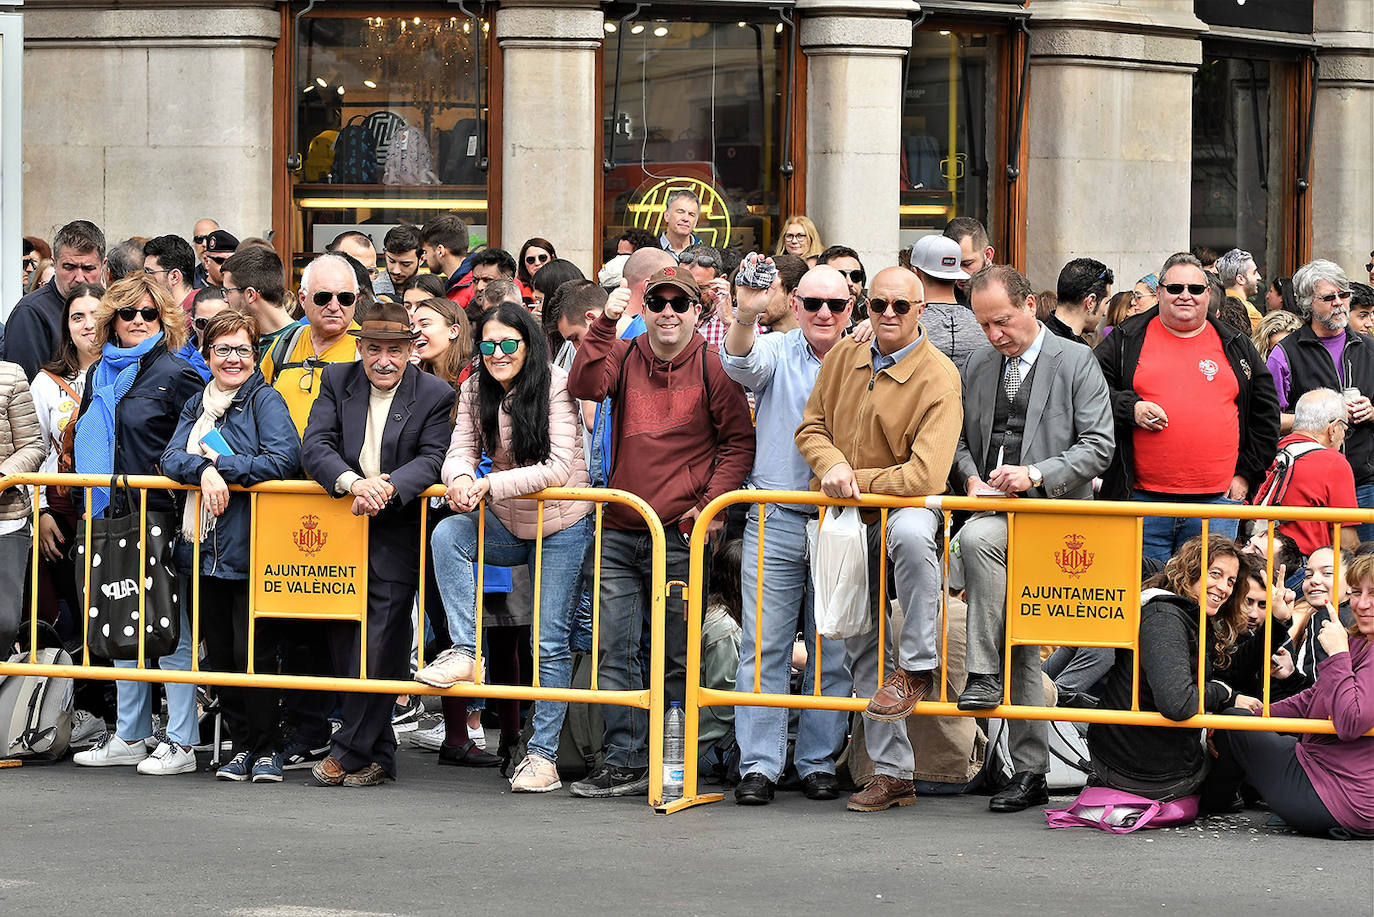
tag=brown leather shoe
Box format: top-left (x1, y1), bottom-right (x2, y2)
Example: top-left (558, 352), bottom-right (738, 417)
top-left (311, 755), bottom-right (346, 786)
top-left (864, 668), bottom-right (934, 721)
top-left (847, 774), bottom-right (917, 812)
top-left (342, 763), bottom-right (391, 787)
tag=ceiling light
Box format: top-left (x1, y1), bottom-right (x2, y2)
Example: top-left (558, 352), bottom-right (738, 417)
top-left (336, 86), bottom-right (345, 96)
top-left (315, 76), bottom-right (327, 87)
top-left (653, 26), bottom-right (668, 37)
top-left (630, 24), bottom-right (644, 34)
top-left (363, 79), bottom-right (377, 89)
top-left (605, 22), bottom-right (617, 33)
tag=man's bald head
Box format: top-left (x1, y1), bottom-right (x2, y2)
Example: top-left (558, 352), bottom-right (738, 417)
top-left (870, 266), bottom-right (924, 302)
top-left (624, 247), bottom-right (677, 288)
top-left (868, 266), bottom-right (927, 355)
top-left (796, 264), bottom-right (850, 300)
top-left (792, 265), bottom-right (853, 356)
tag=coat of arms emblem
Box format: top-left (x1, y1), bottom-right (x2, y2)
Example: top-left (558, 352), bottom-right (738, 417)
top-left (1054, 533), bottom-right (1093, 578)
top-left (293, 514), bottom-right (327, 556)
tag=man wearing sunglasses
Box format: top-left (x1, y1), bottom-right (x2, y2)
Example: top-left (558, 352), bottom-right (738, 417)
top-left (955, 264), bottom-right (1114, 813)
top-left (795, 266), bottom-right (964, 813)
top-left (567, 265), bottom-right (754, 798)
top-left (817, 245), bottom-right (868, 317)
top-left (721, 260), bottom-right (856, 806)
top-left (201, 230), bottom-right (239, 287)
top-left (1267, 259), bottom-right (1374, 540)
top-left (1096, 252), bottom-right (1280, 561)
top-left (191, 218), bottom-right (218, 288)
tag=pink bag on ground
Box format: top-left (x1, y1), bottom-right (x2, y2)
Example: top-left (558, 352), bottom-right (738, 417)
top-left (1045, 786), bottom-right (1200, 833)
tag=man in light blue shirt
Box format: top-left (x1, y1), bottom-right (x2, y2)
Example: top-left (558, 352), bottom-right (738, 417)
top-left (720, 260), bottom-right (856, 805)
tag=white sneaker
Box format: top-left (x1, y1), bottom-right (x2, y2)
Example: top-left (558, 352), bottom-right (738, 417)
top-left (68, 710), bottom-right (107, 750)
top-left (411, 720), bottom-right (446, 751)
top-left (414, 649), bottom-right (475, 688)
top-left (468, 721), bottom-right (487, 751)
top-left (509, 754), bottom-right (561, 793)
top-left (136, 741), bottom-right (197, 776)
top-left (73, 734), bottom-right (149, 767)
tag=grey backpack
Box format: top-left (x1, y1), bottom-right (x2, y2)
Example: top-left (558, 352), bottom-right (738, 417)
top-left (0, 625), bottom-right (74, 760)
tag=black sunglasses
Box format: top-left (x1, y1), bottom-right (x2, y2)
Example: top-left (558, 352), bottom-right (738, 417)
top-left (207, 255), bottom-right (230, 266)
top-left (645, 294), bottom-right (694, 314)
top-left (1162, 283), bottom-right (1208, 296)
top-left (312, 290), bottom-right (357, 308)
top-left (117, 307), bottom-right (160, 322)
top-left (798, 296), bottom-right (850, 313)
top-left (1366, 262), bottom-right (1374, 273)
top-left (479, 339), bottom-right (522, 356)
top-left (524, 253), bottom-right (550, 265)
top-left (868, 298), bottom-right (915, 316)
top-left (834, 268), bottom-right (865, 284)
top-left (678, 253), bottom-right (717, 269)
top-left (193, 316), bottom-right (211, 331)
top-left (193, 234), bottom-right (210, 244)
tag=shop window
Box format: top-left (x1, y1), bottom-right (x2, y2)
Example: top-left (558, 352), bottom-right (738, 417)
top-left (900, 29), bottom-right (997, 249)
top-left (291, 11), bottom-right (489, 270)
top-left (1190, 55), bottom-right (1289, 279)
top-left (603, 18), bottom-right (789, 254)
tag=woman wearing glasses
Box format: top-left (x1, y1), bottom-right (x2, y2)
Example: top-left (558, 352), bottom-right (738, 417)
top-left (774, 215), bottom-right (823, 266)
top-left (516, 237), bottom-right (557, 289)
top-left (70, 274), bottom-right (205, 775)
top-left (162, 310), bottom-right (300, 783)
top-left (420, 303), bottom-right (593, 793)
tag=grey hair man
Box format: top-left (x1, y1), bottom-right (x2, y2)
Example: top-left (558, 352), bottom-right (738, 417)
top-left (1218, 248), bottom-right (1263, 330)
top-left (1267, 259), bottom-right (1374, 539)
top-left (1267, 388), bottom-right (1359, 555)
top-left (659, 188), bottom-right (702, 257)
top-left (5, 220), bottom-right (106, 379)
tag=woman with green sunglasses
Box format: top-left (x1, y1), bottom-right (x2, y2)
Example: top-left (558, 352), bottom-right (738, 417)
top-left (420, 303), bottom-right (593, 794)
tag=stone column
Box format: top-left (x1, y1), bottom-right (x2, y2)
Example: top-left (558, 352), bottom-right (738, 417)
top-left (799, 0), bottom-right (916, 273)
top-left (1024, 1), bottom-right (1203, 291)
top-left (496, 1), bottom-right (602, 273)
top-left (21, 1), bottom-right (278, 242)
top-left (1311, 0), bottom-right (1374, 277)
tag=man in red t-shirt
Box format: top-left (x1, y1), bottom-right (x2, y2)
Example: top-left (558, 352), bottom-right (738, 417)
top-left (1096, 252), bottom-right (1281, 561)
top-left (1262, 387), bottom-right (1359, 556)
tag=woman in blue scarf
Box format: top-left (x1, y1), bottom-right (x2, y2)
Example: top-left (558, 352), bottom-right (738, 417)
top-left (70, 275), bottom-right (204, 776)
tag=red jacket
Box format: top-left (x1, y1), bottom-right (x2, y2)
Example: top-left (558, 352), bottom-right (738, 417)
top-left (1267, 432), bottom-right (1357, 556)
top-left (567, 312), bottom-right (755, 530)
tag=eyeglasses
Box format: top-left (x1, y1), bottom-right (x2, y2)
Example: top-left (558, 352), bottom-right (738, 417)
top-left (1130, 289), bottom-right (1155, 301)
top-left (479, 339), bottom-right (522, 356)
top-left (1162, 283), bottom-right (1208, 296)
top-left (22, 257), bottom-right (39, 270)
top-left (222, 285), bottom-right (247, 295)
top-left (116, 307), bottom-right (160, 322)
top-left (678, 252), bottom-right (717, 269)
top-left (193, 317), bottom-right (212, 331)
top-left (1317, 290), bottom-right (1354, 305)
top-left (311, 290), bottom-right (357, 308)
top-left (297, 357), bottom-right (326, 393)
top-left (784, 233), bottom-right (808, 243)
top-left (207, 255), bottom-right (230, 266)
top-left (1366, 262), bottom-right (1373, 273)
top-left (210, 344), bottom-right (255, 359)
top-left (644, 294), bottom-right (694, 314)
top-left (143, 266), bottom-right (171, 276)
top-left (193, 234), bottom-right (210, 244)
top-left (868, 298), bottom-right (916, 316)
top-left (834, 268), bottom-right (865, 285)
top-left (798, 296), bottom-right (850, 313)
top-left (524, 253), bottom-right (550, 266)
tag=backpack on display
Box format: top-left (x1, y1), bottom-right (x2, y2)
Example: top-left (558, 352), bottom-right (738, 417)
top-left (332, 115), bottom-right (379, 184)
top-left (438, 118), bottom-right (486, 185)
top-left (0, 623), bottom-right (75, 761)
top-left (303, 129), bottom-right (338, 182)
top-left (383, 122), bottom-right (440, 186)
top-left (361, 110), bottom-right (407, 172)
top-left (1252, 440), bottom-right (1324, 507)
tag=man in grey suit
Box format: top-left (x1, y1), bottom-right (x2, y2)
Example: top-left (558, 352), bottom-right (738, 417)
top-left (953, 263), bottom-right (1115, 812)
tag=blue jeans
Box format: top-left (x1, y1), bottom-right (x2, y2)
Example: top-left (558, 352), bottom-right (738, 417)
top-left (736, 505), bottom-right (852, 781)
top-left (1134, 490), bottom-right (1241, 564)
top-left (431, 508), bottom-right (591, 763)
top-left (1354, 484), bottom-right (1374, 543)
top-left (596, 527), bottom-right (692, 769)
top-left (113, 578), bottom-right (198, 747)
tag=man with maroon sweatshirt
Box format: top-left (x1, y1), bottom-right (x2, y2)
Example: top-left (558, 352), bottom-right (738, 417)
top-left (567, 265), bottom-right (755, 797)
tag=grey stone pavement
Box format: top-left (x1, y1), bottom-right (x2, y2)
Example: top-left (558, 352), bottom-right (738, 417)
top-left (2, 736), bottom-right (1372, 917)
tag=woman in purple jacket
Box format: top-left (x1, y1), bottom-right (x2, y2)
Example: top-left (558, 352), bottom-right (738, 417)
top-left (1212, 553), bottom-right (1374, 838)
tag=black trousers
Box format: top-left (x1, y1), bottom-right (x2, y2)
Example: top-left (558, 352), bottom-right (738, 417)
top-left (1206, 708), bottom-right (1340, 836)
top-left (199, 575), bottom-right (282, 758)
top-left (280, 619), bottom-right (338, 747)
top-left (327, 577), bottom-right (416, 776)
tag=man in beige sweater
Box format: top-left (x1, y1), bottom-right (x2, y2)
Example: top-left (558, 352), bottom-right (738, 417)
top-left (795, 266), bottom-right (963, 813)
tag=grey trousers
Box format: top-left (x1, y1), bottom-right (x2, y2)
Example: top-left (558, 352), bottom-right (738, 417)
top-left (846, 506), bottom-right (942, 781)
top-left (0, 526), bottom-right (31, 648)
top-left (959, 512), bottom-right (1049, 775)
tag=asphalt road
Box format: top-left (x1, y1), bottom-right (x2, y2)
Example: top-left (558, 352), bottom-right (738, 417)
top-left (2, 737), bottom-right (1371, 917)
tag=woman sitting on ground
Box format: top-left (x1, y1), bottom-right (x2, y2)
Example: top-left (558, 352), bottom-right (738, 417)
top-left (1087, 535), bottom-right (1259, 801)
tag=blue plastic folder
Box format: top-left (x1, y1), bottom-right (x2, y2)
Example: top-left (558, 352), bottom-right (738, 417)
top-left (199, 428), bottom-right (235, 456)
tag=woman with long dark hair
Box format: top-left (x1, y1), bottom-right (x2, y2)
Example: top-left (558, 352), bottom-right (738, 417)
top-left (419, 303), bottom-right (592, 793)
top-left (516, 237), bottom-right (557, 288)
top-left (529, 259), bottom-right (585, 352)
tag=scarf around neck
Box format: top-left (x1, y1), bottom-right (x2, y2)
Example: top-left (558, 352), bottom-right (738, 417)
top-left (181, 379), bottom-right (240, 543)
top-left (72, 333), bottom-right (163, 517)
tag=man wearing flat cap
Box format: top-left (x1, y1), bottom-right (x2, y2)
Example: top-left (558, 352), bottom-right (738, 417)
top-left (301, 300), bottom-right (456, 786)
top-left (202, 229), bottom-right (240, 287)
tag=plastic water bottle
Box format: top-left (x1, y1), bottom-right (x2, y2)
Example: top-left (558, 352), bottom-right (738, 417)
top-left (663, 701), bottom-right (685, 800)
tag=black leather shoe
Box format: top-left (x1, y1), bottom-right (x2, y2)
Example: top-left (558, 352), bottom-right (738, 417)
top-left (989, 772), bottom-right (1049, 813)
top-left (802, 771), bottom-right (840, 801)
top-left (438, 739), bottom-right (501, 768)
top-left (734, 772), bottom-right (775, 805)
top-left (957, 673), bottom-right (1004, 711)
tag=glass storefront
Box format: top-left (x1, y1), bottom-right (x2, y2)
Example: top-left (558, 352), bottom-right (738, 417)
top-left (602, 17), bottom-right (790, 254)
top-left (291, 10), bottom-right (490, 272)
top-left (899, 27), bottom-right (997, 250)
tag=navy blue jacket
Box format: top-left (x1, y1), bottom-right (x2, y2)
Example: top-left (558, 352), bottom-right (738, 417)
top-left (75, 341), bottom-right (205, 516)
top-left (161, 371), bottom-right (301, 579)
top-left (5, 281), bottom-right (65, 380)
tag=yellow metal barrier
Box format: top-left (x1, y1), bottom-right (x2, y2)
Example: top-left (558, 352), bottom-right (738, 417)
top-left (661, 489), bottom-right (1374, 814)
top-left (0, 473), bottom-right (671, 807)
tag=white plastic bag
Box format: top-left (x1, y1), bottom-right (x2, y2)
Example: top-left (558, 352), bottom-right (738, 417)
top-left (807, 505), bottom-right (872, 640)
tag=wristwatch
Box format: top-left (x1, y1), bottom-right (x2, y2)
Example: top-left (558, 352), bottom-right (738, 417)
top-left (1027, 465), bottom-right (1043, 489)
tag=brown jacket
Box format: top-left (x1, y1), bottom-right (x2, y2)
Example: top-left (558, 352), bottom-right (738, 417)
top-left (795, 331), bottom-right (962, 497)
top-left (0, 361), bottom-right (47, 520)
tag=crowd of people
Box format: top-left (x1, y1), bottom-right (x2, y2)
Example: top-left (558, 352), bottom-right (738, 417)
top-left (2, 197), bottom-right (1371, 839)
